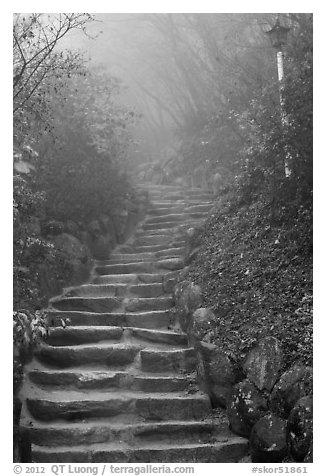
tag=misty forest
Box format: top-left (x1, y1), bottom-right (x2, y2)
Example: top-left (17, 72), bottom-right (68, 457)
top-left (13, 13), bottom-right (312, 464)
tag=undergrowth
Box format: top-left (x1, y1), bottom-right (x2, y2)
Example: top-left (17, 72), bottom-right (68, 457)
top-left (186, 192), bottom-right (312, 370)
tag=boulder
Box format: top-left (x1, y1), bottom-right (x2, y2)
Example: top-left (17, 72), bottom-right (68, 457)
top-left (64, 220), bottom-right (80, 238)
top-left (287, 396), bottom-right (313, 462)
top-left (41, 219), bottom-right (64, 236)
top-left (174, 281), bottom-right (203, 332)
top-left (303, 442), bottom-right (313, 463)
top-left (99, 214), bottom-right (116, 235)
top-left (54, 233), bottom-right (89, 265)
top-left (188, 307), bottom-right (216, 344)
top-left (270, 363), bottom-right (313, 417)
top-left (88, 220), bottom-right (101, 238)
top-left (27, 216), bottom-right (41, 235)
top-left (227, 379), bottom-right (268, 437)
top-left (162, 272), bottom-right (178, 293)
top-left (89, 234), bottom-right (114, 260)
top-left (243, 336), bottom-right (283, 391)
top-left (250, 413), bottom-right (288, 463)
top-left (196, 341), bottom-right (240, 408)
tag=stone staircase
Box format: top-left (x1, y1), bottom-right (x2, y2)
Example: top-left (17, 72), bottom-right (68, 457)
top-left (19, 184), bottom-right (248, 463)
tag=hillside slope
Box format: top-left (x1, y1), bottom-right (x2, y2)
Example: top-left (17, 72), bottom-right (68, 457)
top-left (186, 193), bottom-right (312, 370)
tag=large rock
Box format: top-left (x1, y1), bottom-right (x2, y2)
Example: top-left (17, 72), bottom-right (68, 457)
top-left (196, 341), bottom-right (240, 408)
top-left (243, 336), bottom-right (283, 391)
top-left (64, 220), bottom-right (80, 238)
top-left (42, 219), bottom-right (65, 236)
top-left (270, 363), bottom-right (313, 417)
top-left (174, 281), bottom-right (203, 332)
top-left (250, 413), bottom-right (287, 463)
top-left (287, 396), bottom-right (313, 462)
top-left (227, 380), bottom-right (268, 437)
top-left (54, 233), bottom-right (89, 265)
top-left (188, 307), bottom-right (215, 344)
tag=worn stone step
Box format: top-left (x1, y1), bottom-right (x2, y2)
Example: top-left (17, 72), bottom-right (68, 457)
top-left (142, 221), bottom-right (182, 231)
top-left (46, 310), bottom-right (173, 329)
top-left (141, 348), bottom-right (196, 373)
top-left (148, 206), bottom-right (185, 215)
top-left (108, 252), bottom-right (155, 261)
top-left (32, 438), bottom-right (249, 463)
top-left (146, 214), bottom-right (187, 224)
top-left (28, 420), bottom-right (224, 447)
top-left (185, 191), bottom-right (213, 199)
top-left (123, 244), bottom-right (174, 253)
top-left (50, 296), bottom-right (122, 313)
top-left (155, 247), bottom-right (185, 258)
top-left (46, 326), bottom-right (186, 347)
top-left (52, 296), bottom-right (176, 313)
top-left (26, 392), bottom-right (211, 422)
top-left (133, 235), bottom-right (171, 246)
top-left (187, 204), bottom-right (213, 213)
top-left (155, 257), bottom-right (184, 271)
top-left (93, 273), bottom-right (163, 285)
top-left (65, 283), bottom-right (165, 299)
top-left (95, 262), bottom-right (154, 275)
top-left (106, 257), bottom-right (155, 265)
top-left (150, 201), bottom-right (186, 207)
top-left (135, 229), bottom-right (172, 237)
top-left (28, 370), bottom-right (192, 393)
top-left (186, 199), bottom-right (213, 206)
top-left (124, 296), bottom-right (174, 312)
top-left (35, 343), bottom-right (141, 368)
top-left (46, 326), bottom-right (124, 346)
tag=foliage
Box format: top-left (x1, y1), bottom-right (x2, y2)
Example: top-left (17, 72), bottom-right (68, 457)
top-left (36, 67), bottom-right (137, 224)
top-left (13, 13), bottom-right (92, 137)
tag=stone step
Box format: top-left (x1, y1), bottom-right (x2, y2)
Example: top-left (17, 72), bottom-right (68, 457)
top-left (185, 191), bottom-right (213, 199)
top-left (135, 229), bottom-right (172, 237)
top-left (51, 296), bottom-right (173, 314)
top-left (133, 235), bottom-right (171, 246)
top-left (46, 326), bottom-right (124, 345)
top-left (155, 247), bottom-right (185, 258)
top-left (142, 221), bottom-right (182, 230)
top-left (187, 204), bottom-right (213, 213)
top-left (35, 343), bottom-right (142, 368)
top-left (45, 326), bottom-right (186, 347)
top-left (50, 296), bottom-right (122, 313)
top-left (124, 296), bottom-right (174, 312)
top-left (155, 257), bottom-right (184, 271)
top-left (148, 206), bottom-right (185, 215)
top-left (32, 439), bottom-right (248, 463)
top-left (95, 262), bottom-right (154, 275)
top-left (109, 252), bottom-right (155, 260)
top-left (46, 310), bottom-right (173, 329)
top-left (146, 214), bottom-right (187, 224)
top-left (186, 200), bottom-right (213, 206)
top-left (119, 244), bottom-right (175, 253)
top-left (26, 392), bottom-right (211, 422)
top-left (93, 273), bottom-right (163, 285)
top-left (28, 420), bottom-right (225, 447)
top-left (150, 201), bottom-right (186, 207)
top-left (141, 348), bottom-right (196, 373)
top-left (28, 370), bottom-right (192, 393)
top-left (65, 283), bottom-right (165, 299)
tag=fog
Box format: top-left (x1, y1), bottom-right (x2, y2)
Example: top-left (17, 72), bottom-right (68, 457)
top-left (60, 13), bottom-right (278, 171)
